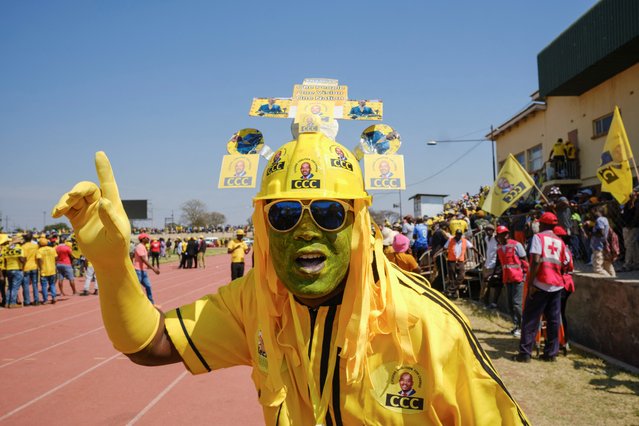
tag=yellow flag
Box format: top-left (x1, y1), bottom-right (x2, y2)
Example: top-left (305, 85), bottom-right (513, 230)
top-left (482, 154), bottom-right (535, 217)
top-left (597, 106), bottom-right (634, 204)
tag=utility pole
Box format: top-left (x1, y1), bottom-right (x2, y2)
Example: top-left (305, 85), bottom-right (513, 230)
top-left (490, 124), bottom-right (497, 181)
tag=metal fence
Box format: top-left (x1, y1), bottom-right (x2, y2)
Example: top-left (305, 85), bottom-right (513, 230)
top-left (419, 229), bottom-right (487, 298)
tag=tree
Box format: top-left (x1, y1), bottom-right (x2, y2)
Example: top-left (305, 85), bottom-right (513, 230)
top-left (369, 209), bottom-right (400, 227)
top-left (181, 199), bottom-right (209, 227)
top-left (207, 212), bottom-right (226, 227)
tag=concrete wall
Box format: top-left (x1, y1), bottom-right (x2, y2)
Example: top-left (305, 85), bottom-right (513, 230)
top-left (566, 273), bottom-right (639, 368)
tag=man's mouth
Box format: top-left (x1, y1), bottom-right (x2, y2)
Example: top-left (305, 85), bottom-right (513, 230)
top-left (295, 253), bottom-right (327, 274)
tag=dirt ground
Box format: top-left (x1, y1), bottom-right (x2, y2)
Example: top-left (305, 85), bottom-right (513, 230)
top-left (456, 300), bottom-right (639, 426)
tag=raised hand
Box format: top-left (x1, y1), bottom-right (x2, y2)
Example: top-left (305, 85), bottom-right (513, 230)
top-left (52, 152), bottom-right (131, 267)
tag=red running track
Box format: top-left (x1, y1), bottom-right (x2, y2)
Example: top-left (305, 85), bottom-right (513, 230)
top-left (0, 255), bottom-right (264, 425)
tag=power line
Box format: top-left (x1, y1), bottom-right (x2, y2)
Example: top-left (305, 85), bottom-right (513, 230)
top-left (371, 141), bottom-right (484, 199)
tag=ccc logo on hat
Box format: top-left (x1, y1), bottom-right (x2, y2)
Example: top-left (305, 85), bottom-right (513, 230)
top-left (291, 179), bottom-right (320, 189)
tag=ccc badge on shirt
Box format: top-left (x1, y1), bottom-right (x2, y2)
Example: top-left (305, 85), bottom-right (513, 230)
top-left (370, 363), bottom-right (426, 414)
top-left (257, 329), bottom-right (268, 372)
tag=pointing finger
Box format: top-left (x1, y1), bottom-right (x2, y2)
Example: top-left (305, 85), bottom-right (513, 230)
top-left (95, 151), bottom-right (124, 210)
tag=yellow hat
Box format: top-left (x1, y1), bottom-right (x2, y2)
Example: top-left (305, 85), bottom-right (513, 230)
top-left (254, 132), bottom-right (370, 203)
top-left (38, 238), bottom-right (49, 246)
top-left (0, 234), bottom-right (8, 245)
top-left (236, 229), bottom-right (245, 236)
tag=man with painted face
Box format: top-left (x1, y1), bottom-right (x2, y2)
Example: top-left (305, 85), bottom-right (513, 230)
top-left (52, 132), bottom-right (528, 425)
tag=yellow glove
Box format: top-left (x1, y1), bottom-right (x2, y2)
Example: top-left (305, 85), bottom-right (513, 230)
top-left (52, 152), bottom-right (160, 354)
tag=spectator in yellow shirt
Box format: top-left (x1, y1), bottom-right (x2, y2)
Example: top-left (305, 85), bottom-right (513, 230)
top-left (449, 214), bottom-right (468, 235)
top-left (0, 234), bottom-right (8, 307)
top-left (3, 235), bottom-right (26, 308)
top-left (227, 229), bottom-right (250, 280)
top-left (21, 232), bottom-right (42, 305)
top-left (563, 139), bottom-right (577, 178)
top-left (36, 238), bottom-right (58, 304)
top-left (548, 137), bottom-right (567, 179)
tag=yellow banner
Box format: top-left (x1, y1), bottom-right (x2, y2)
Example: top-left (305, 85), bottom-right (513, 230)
top-left (249, 98), bottom-right (291, 118)
top-left (291, 84), bottom-right (348, 105)
top-left (597, 106), bottom-right (634, 204)
top-left (344, 99), bottom-right (383, 120)
top-left (482, 154), bottom-right (535, 216)
top-left (364, 154), bottom-right (405, 190)
top-left (218, 154), bottom-right (259, 189)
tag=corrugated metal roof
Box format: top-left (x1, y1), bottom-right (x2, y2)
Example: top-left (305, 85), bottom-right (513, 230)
top-left (538, 0), bottom-right (639, 97)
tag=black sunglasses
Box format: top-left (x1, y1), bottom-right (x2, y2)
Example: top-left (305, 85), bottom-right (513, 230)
top-left (264, 199), bottom-right (353, 232)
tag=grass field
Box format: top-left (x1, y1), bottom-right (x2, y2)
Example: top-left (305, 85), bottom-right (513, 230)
top-left (457, 301), bottom-right (639, 426)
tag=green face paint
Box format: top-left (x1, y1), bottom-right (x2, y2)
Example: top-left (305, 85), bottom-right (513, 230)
top-left (268, 207), bottom-right (353, 303)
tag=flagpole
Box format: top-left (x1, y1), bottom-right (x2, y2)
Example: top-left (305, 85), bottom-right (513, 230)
top-left (510, 153), bottom-right (550, 204)
top-left (532, 181), bottom-right (550, 204)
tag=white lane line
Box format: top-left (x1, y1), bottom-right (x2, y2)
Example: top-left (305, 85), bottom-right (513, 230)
top-left (0, 309), bottom-right (98, 341)
top-left (125, 371), bottom-right (189, 425)
top-left (0, 326), bottom-right (104, 369)
top-left (0, 279), bottom-right (220, 367)
top-left (0, 268), bottom-right (229, 340)
top-left (0, 353), bottom-right (121, 422)
top-left (0, 262), bottom-right (207, 325)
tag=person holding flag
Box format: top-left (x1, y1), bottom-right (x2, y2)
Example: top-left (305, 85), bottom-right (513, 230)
top-left (597, 106), bottom-right (636, 205)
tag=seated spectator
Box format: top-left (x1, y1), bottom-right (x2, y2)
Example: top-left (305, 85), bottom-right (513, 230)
top-left (386, 233), bottom-right (421, 274)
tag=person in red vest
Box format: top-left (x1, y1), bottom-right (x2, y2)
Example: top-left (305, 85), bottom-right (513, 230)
top-left (554, 225), bottom-right (574, 352)
top-left (513, 212), bottom-right (567, 363)
top-left (495, 226), bottom-right (528, 338)
top-left (442, 229), bottom-right (483, 299)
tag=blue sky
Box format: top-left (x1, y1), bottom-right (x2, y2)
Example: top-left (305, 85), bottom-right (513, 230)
top-left (0, 0), bottom-right (598, 230)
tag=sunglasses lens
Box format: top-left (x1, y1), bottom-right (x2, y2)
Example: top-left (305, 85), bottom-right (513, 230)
top-left (267, 201), bottom-right (303, 231)
top-left (310, 200), bottom-right (346, 230)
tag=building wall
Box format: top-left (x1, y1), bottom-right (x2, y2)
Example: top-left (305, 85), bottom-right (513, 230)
top-left (495, 110), bottom-right (547, 166)
top-left (495, 62), bottom-right (639, 186)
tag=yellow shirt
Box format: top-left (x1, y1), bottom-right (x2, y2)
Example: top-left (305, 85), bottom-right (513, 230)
top-left (22, 241), bottom-right (39, 271)
top-left (227, 239), bottom-right (248, 263)
top-left (564, 142), bottom-right (576, 159)
top-left (552, 142), bottom-right (566, 157)
top-left (36, 246), bottom-right (58, 276)
top-left (386, 251), bottom-right (420, 273)
top-left (449, 219), bottom-right (468, 235)
top-left (2, 244), bottom-right (24, 270)
top-left (165, 269), bottom-right (528, 425)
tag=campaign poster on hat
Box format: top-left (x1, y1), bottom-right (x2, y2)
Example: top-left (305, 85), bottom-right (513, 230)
top-left (218, 154), bottom-right (259, 188)
top-left (248, 98), bottom-right (291, 118)
top-left (226, 128), bottom-right (265, 155)
top-left (364, 154), bottom-right (405, 190)
top-left (343, 99), bottom-right (383, 120)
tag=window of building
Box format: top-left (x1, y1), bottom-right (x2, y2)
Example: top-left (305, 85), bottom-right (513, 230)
top-left (527, 144), bottom-right (543, 172)
top-left (593, 112), bottom-right (613, 138)
top-left (515, 152), bottom-right (525, 167)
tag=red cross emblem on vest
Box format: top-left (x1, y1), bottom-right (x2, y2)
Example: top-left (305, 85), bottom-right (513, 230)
top-left (548, 242), bottom-right (558, 255)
